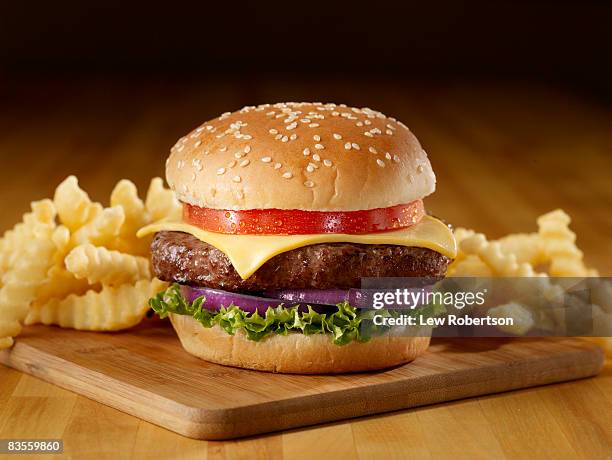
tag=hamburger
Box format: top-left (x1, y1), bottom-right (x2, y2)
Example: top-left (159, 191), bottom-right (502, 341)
top-left (139, 102), bottom-right (456, 373)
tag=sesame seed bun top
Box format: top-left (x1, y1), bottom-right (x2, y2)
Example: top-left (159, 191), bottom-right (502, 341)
top-left (166, 102), bottom-right (436, 211)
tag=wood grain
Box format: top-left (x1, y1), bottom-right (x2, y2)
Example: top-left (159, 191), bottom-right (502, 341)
top-left (1, 82), bottom-right (611, 457)
top-left (0, 322), bottom-right (604, 440)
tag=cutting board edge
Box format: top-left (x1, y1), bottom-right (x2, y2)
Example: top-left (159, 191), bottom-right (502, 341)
top-left (0, 342), bottom-right (224, 438)
top-left (186, 341), bottom-right (606, 439)
top-left (0, 339), bottom-right (604, 440)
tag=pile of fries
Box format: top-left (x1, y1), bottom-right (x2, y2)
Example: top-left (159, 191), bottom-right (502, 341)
top-left (0, 176), bottom-right (181, 348)
top-left (450, 209), bottom-right (611, 353)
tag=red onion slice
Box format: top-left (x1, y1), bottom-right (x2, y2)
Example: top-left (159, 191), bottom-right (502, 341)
top-left (264, 287), bottom-right (434, 309)
top-left (263, 289), bottom-right (368, 307)
top-left (180, 285), bottom-right (331, 315)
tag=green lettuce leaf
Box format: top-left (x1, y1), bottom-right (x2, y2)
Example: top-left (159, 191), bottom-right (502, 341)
top-left (149, 284), bottom-right (444, 345)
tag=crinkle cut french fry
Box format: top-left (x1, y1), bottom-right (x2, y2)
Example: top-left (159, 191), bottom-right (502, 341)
top-left (65, 243), bottom-right (150, 285)
top-left (537, 209), bottom-right (592, 277)
top-left (25, 279), bottom-right (167, 331)
top-left (71, 206), bottom-right (125, 248)
top-left (145, 177), bottom-right (182, 222)
top-left (109, 179), bottom-right (151, 256)
top-left (54, 176), bottom-right (102, 232)
top-left (0, 200), bottom-right (57, 349)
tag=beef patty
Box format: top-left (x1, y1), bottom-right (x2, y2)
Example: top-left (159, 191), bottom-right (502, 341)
top-left (151, 231), bottom-right (451, 292)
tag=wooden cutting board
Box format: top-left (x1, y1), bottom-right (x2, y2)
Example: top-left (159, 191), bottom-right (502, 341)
top-left (0, 319), bottom-right (604, 440)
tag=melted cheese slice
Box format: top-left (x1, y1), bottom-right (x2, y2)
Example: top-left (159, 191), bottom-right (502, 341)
top-left (138, 215), bottom-right (457, 280)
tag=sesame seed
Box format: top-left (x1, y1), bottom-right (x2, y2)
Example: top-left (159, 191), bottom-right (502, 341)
top-left (233, 175), bottom-right (241, 183)
top-left (364, 132), bottom-right (373, 137)
top-left (356, 122), bottom-right (364, 127)
top-left (282, 172), bottom-right (293, 179)
top-left (176, 144), bottom-right (184, 152)
top-left (333, 133), bottom-right (342, 140)
top-left (240, 159), bottom-right (250, 167)
top-left (290, 133), bottom-right (298, 140)
top-left (244, 145), bottom-right (251, 153)
top-left (385, 152), bottom-right (392, 160)
top-left (275, 134), bottom-right (282, 140)
top-left (266, 111), bottom-right (275, 116)
top-left (351, 143), bottom-right (360, 150)
top-left (261, 156), bottom-right (272, 163)
top-left (274, 162), bottom-right (282, 170)
top-left (286, 122), bottom-right (297, 130)
top-left (369, 146), bottom-right (378, 154)
top-left (281, 136), bottom-right (289, 142)
top-left (393, 154), bottom-right (400, 163)
top-left (203, 150), bottom-right (210, 155)
top-left (323, 159), bottom-right (332, 167)
top-left (243, 135), bottom-right (252, 140)
top-left (301, 118), bottom-right (310, 123)
top-left (194, 140), bottom-right (202, 147)
top-left (313, 153), bottom-right (321, 161)
top-left (177, 160), bottom-right (185, 169)
top-left (217, 167), bottom-right (226, 175)
top-left (313, 135), bottom-right (321, 141)
top-left (205, 125), bottom-right (214, 131)
top-left (309, 123), bottom-right (320, 128)
top-left (306, 165), bottom-right (315, 172)
top-left (269, 128), bottom-right (278, 134)
top-left (236, 190), bottom-right (244, 199)
top-left (386, 129), bottom-right (393, 135)
top-left (387, 123), bottom-right (396, 130)
top-left (332, 111), bottom-right (339, 116)
top-left (314, 143), bottom-right (324, 150)
top-left (228, 160), bottom-right (236, 168)
top-left (376, 159), bottom-right (385, 168)
top-left (234, 152), bottom-right (243, 159)
top-left (344, 142), bottom-right (352, 150)
top-left (364, 120), bottom-right (372, 125)
top-left (304, 180), bottom-right (315, 188)
top-left (417, 165), bottom-right (424, 173)
top-left (220, 146), bottom-right (227, 152)
top-left (191, 172), bottom-right (196, 181)
top-left (308, 162), bottom-right (319, 169)
top-left (303, 147), bottom-right (311, 156)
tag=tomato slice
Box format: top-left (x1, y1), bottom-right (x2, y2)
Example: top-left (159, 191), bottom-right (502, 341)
top-left (183, 200), bottom-right (425, 235)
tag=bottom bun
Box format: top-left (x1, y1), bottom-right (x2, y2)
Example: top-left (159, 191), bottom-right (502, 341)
top-left (169, 314), bottom-right (431, 374)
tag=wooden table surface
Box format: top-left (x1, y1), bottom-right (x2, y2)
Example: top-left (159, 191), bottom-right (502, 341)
top-left (1, 80), bottom-right (611, 459)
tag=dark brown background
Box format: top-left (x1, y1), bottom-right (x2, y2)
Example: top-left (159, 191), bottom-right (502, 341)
top-left (2, 1), bottom-right (612, 96)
